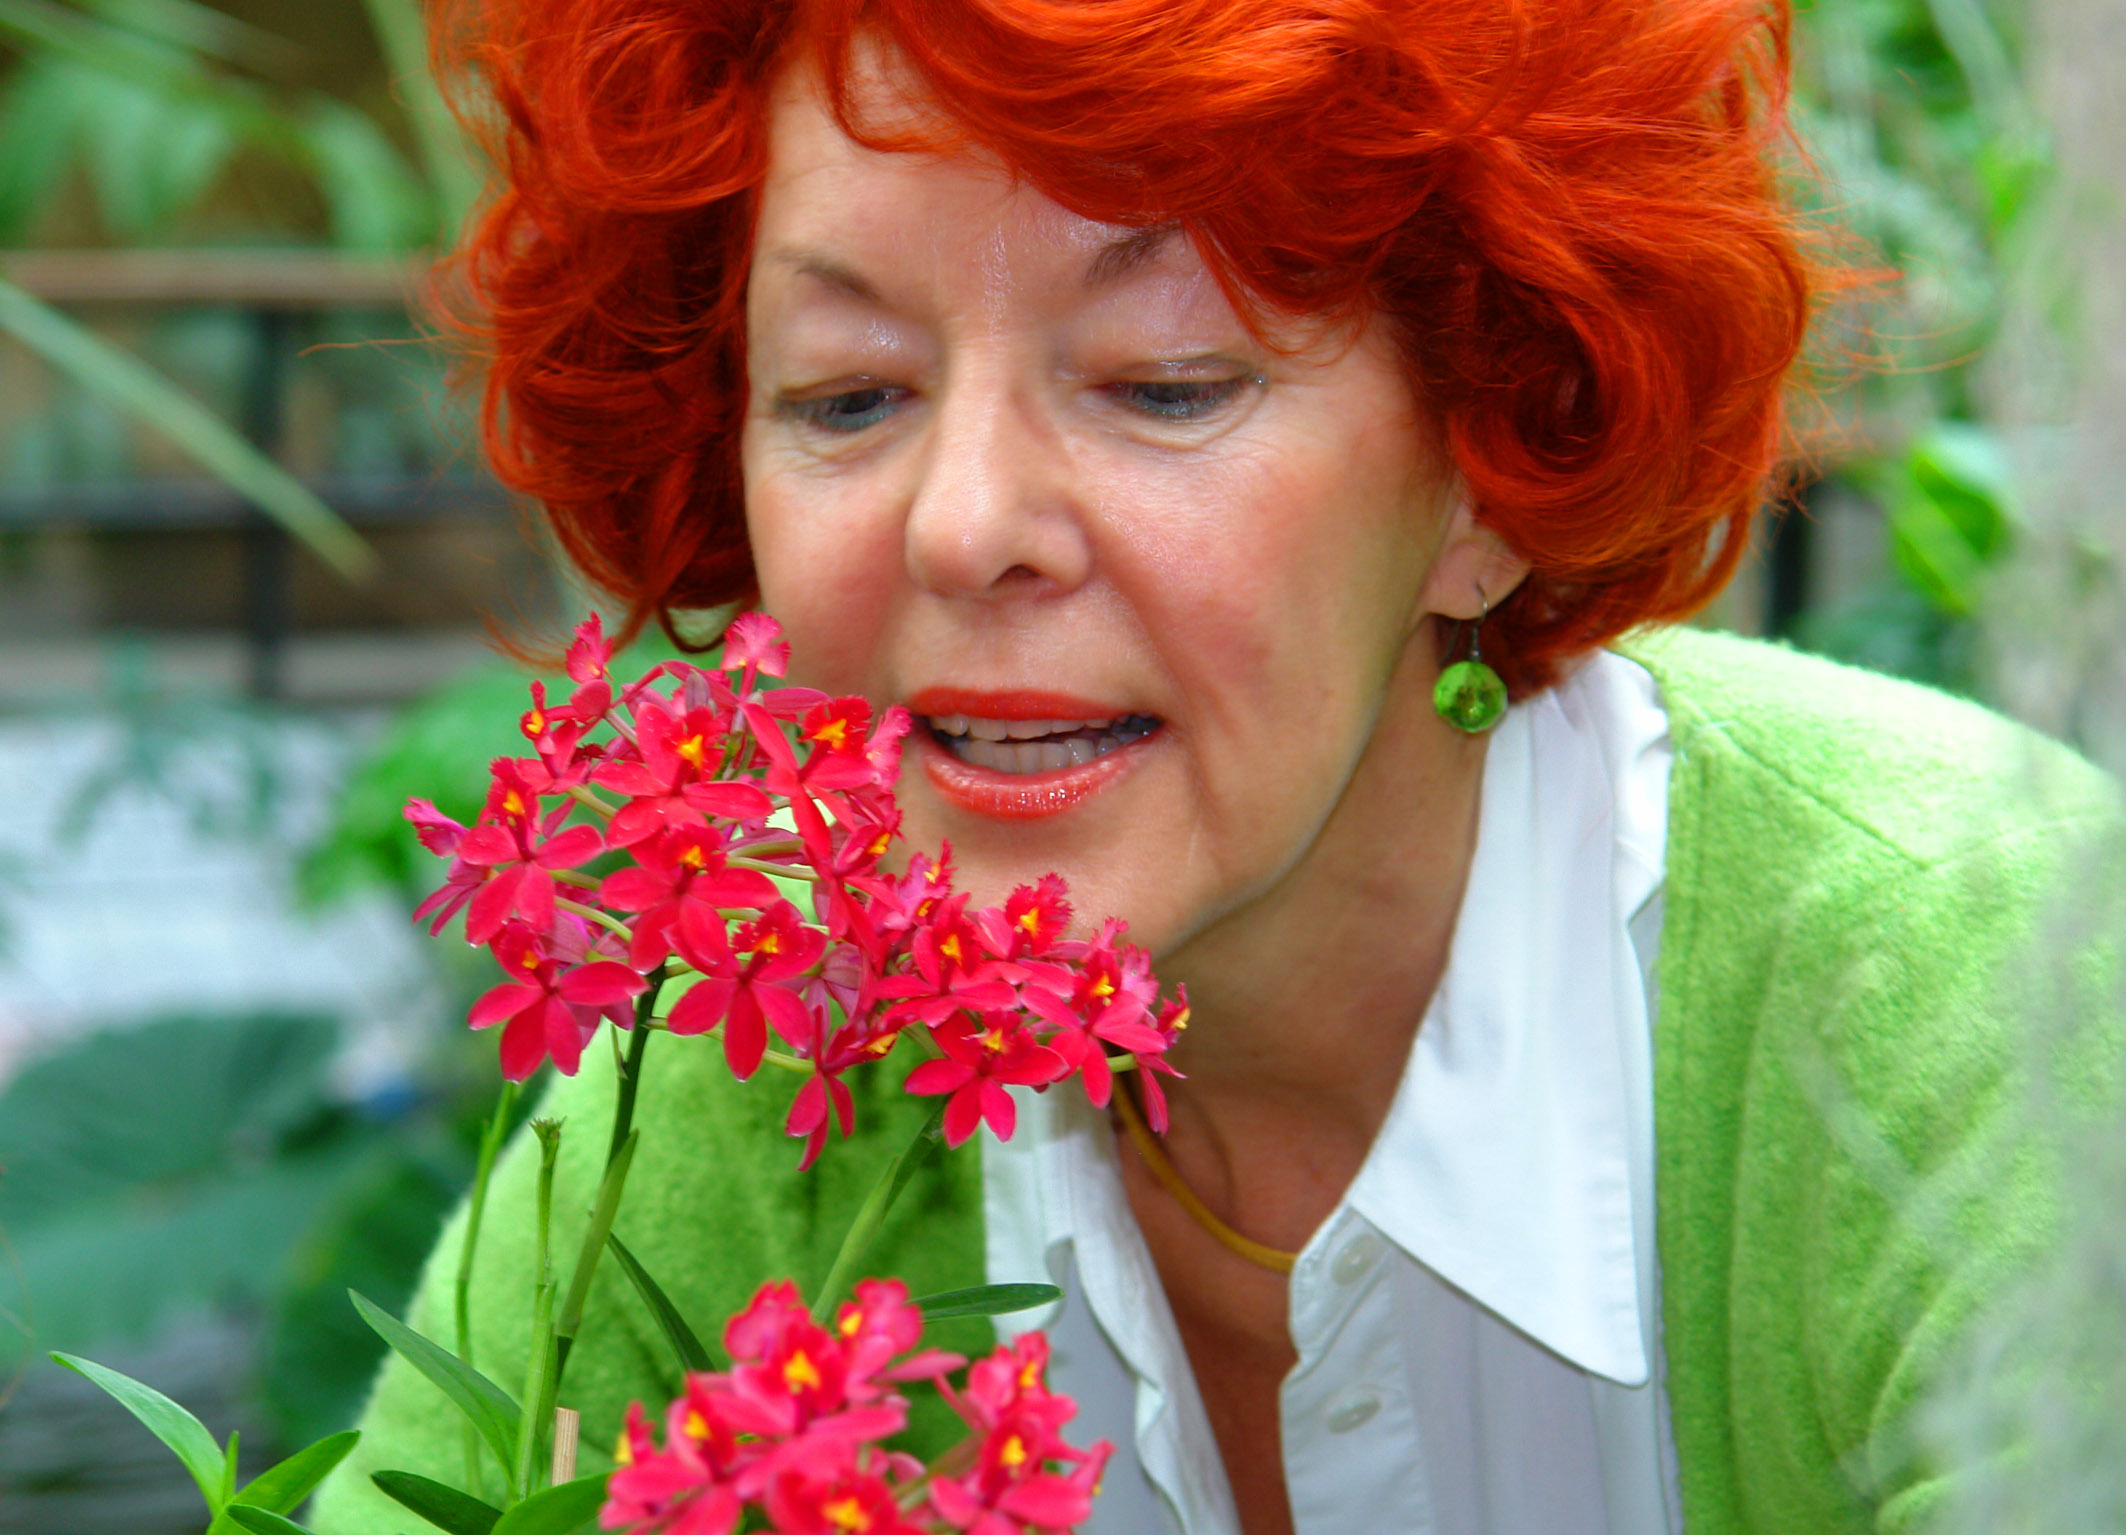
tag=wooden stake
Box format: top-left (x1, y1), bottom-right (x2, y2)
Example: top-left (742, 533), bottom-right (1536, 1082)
top-left (551, 1406), bottom-right (580, 1485)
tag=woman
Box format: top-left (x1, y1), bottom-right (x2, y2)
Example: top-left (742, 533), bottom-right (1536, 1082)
top-left (317, 0), bottom-right (2124, 1531)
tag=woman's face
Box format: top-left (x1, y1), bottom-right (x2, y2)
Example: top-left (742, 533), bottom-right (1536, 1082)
top-left (743, 67), bottom-right (1486, 954)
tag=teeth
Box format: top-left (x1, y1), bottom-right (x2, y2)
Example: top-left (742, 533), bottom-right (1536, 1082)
top-left (939, 718), bottom-right (1159, 774)
top-left (925, 711), bottom-right (1161, 773)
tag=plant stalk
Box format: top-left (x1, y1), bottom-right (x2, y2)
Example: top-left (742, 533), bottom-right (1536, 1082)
top-left (513, 1120), bottom-right (565, 1501)
top-left (609, 975), bottom-right (662, 1166)
top-left (456, 1077), bottom-right (517, 1494)
top-left (552, 1130), bottom-right (638, 1387)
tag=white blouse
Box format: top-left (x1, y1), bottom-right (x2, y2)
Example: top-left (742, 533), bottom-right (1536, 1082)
top-left (979, 650), bottom-right (1683, 1535)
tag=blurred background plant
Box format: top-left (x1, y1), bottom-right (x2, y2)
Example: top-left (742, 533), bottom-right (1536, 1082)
top-left (0, 0), bottom-right (2119, 1529)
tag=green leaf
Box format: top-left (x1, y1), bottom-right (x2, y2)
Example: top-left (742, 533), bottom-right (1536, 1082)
top-left (83, 0), bottom-right (306, 72)
top-left (299, 96), bottom-right (433, 252)
top-left (350, 1291), bottom-right (522, 1473)
top-left (213, 1430), bottom-right (360, 1530)
top-left (226, 1511), bottom-right (313, 1535)
top-left (909, 1283), bottom-right (1063, 1320)
top-left (0, 276), bottom-right (377, 580)
top-left (606, 1232), bottom-right (716, 1373)
top-left (50, 1351), bottom-right (228, 1514)
top-left (359, 0), bottom-right (483, 233)
top-left (490, 1474), bottom-right (608, 1535)
top-left (0, 58), bottom-right (92, 241)
top-left (0, 1012), bottom-right (367, 1364)
top-left (371, 1470), bottom-right (502, 1535)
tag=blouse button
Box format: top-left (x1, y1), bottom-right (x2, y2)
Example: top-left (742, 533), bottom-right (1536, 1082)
top-left (1324, 1388), bottom-right (1382, 1434)
top-left (1330, 1232), bottom-right (1384, 1284)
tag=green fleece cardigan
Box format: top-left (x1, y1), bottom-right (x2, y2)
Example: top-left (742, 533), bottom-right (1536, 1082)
top-left (313, 627), bottom-right (2126, 1535)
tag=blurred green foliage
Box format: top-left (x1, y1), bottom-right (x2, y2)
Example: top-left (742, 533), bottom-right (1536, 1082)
top-left (0, 0), bottom-right (474, 572)
top-left (1786, 0), bottom-right (2048, 688)
top-left (0, 1010), bottom-right (474, 1443)
top-left (0, 0), bottom-right (458, 250)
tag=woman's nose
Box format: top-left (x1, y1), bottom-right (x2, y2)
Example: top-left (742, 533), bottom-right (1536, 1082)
top-left (901, 373), bottom-right (1093, 600)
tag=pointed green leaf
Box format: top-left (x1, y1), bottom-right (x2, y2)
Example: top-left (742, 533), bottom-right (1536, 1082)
top-left (490, 1474), bottom-right (608, 1535)
top-left (215, 1430), bottom-right (360, 1529)
top-left (0, 276), bottom-right (377, 580)
top-left (349, 1291), bottom-right (520, 1472)
top-left (358, 0), bottom-right (483, 231)
top-left (226, 1511), bottom-right (311, 1535)
top-left (51, 1351), bottom-right (227, 1513)
top-left (909, 1283), bottom-right (1063, 1320)
top-left (371, 1470), bottom-right (501, 1535)
top-left (606, 1232), bottom-right (715, 1373)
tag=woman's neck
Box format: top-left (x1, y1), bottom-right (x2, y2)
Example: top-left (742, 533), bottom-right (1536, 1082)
top-left (1153, 637), bottom-right (1490, 1212)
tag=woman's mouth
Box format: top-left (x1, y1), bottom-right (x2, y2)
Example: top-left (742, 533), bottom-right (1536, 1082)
top-left (925, 713), bottom-right (1160, 773)
top-left (904, 690), bottom-right (1162, 819)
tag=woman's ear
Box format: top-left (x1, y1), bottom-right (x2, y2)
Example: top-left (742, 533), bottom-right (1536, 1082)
top-left (1420, 491), bottom-right (1531, 621)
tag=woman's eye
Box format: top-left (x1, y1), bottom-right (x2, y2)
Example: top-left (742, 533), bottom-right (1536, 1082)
top-left (1114, 376), bottom-right (1256, 421)
top-left (784, 386), bottom-right (905, 433)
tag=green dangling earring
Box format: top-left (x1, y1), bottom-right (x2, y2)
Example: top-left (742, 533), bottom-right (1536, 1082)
top-left (1433, 588), bottom-right (1508, 733)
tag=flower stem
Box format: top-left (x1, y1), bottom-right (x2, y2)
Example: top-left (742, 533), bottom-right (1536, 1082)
top-left (609, 971), bottom-right (663, 1166)
top-left (552, 1129), bottom-right (638, 1388)
top-left (555, 896), bottom-right (633, 943)
top-left (455, 1077), bottom-right (517, 1493)
top-left (729, 854), bottom-right (817, 882)
top-left (513, 1120), bottom-right (565, 1501)
top-left (567, 784), bottom-right (618, 820)
top-left (809, 1096), bottom-right (948, 1324)
top-left (552, 868), bottom-right (600, 890)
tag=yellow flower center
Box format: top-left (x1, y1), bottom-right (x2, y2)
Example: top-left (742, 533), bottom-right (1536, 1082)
top-left (683, 1409), bottom-right (710, 1442)
top-left (1019, 1358), bottom-right (1041, 1389)
top-left (940, 934), bottom-right (964, 967)
top-left (524, 708), bottom-right (546, 736)
top-left (755, 931), bottom-right (781, 956)
top-left (824, 1496), bottom-right (872, 1531)
top-left (837, 1309), bottom-right (863, 1337)
top-left (679, 844), bottom-right (706, 869)
top-left (1090, 974), bottom-right (1115, 1001)
top-left (999, 1434), bottom-right (1028, 1470)
top-left (676, 733), bottom-right (709, 767)
top-left (811, 718), bottom-right (852, 750)
top-left (614, 1433), bottom-right (633, 1466)
top-left (502, 790), bottom-right (527, 818)
top-left (982, 1025), bottom-right (1008, 1054)
top-left (1016, 907), bottom-right (1042, 937)
top-left (783, 1349), bottom-right (822, 1392)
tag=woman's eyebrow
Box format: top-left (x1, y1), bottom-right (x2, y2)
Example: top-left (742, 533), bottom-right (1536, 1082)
top-left (1083, 222), bottom-right (1183, 288)
top-left (766, 223), bottom-right (1183, 304)
top-left (769, 249), bottom-right (885, 304)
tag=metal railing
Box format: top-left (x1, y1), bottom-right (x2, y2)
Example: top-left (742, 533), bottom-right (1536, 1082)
top-left (0, 250), bottom-right (511, 697)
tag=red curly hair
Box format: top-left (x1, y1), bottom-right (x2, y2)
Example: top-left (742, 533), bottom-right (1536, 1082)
top-left (435, 0), bottom-right (1814, 693)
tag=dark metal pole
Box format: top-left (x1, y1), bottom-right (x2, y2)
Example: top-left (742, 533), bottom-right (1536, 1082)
top-left (239, 308), bottom-right (293, 700)
top-left (1765, 481), bottom-right (1814, 639)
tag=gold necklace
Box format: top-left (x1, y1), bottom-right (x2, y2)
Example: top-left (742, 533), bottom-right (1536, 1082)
top-left (1112, 1078), bottom-right (1298, 1275)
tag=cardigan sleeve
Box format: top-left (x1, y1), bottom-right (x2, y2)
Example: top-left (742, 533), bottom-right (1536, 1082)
top-left (1799, 810), bottom-right (2126, 1535)
top-left (1640, 625), bottom-right (2126, 1535)
top-left (307, 1028), bottom-right (991, 1535)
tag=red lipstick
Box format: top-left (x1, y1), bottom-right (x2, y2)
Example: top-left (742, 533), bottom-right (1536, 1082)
top-left (903, 688), bottom-right (1156, 820)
